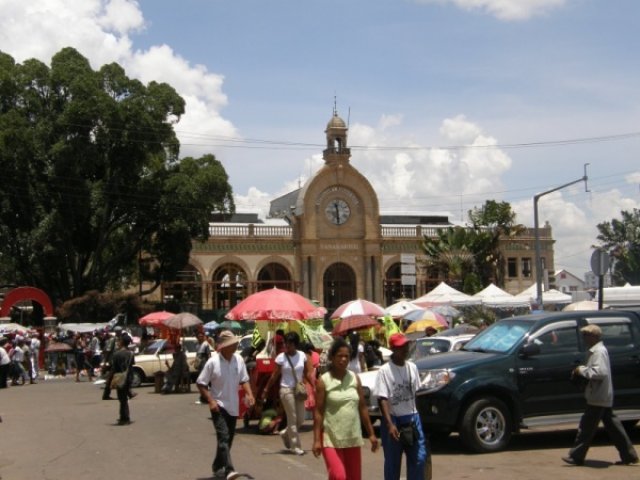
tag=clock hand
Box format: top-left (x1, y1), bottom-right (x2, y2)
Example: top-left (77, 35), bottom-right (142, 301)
top-left (334, 204), bottom-right (340, 224)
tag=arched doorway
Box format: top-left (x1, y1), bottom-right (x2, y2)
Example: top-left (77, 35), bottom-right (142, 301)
top-left (323, 263), bottom-right (356, 314)
top-left (257, 263), bottom-right (292, 291)
top-left (0, 286), bottom-right (54, 317)
top-left (212, 264), bottom-right (248, 311)
top-left (384, 262), bottom-right (406, 305)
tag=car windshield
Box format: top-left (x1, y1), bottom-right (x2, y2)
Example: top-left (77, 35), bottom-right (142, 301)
top-left (463, 321), bottom-right (530, 353)
top-left (410, 338), bottom-right (452, 361)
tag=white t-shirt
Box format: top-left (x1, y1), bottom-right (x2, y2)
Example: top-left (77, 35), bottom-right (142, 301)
top-left (373, 360), bottom-right (420, 417)
top-left (0, 347), bottom-right (10, 366)
top-left (275, 350), bottom-right (305, 388)
top-left (11, 347), bottom-right (25, 363)
top-left (348, 343), bottom-right (365, 373)
top-left (196, 352), bottom-right (249, 416)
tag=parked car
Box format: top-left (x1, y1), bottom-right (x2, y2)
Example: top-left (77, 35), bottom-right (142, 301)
top-left (359, 333), bottom-right (475, 419)
top-left (130, 337), bottom-right (199, 387)
top-left (414, 309), bottom-right (640, 453)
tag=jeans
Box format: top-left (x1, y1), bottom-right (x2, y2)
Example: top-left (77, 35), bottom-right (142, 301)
top-left (569, 405), bottom-right (638, 463)
top-left (210, 407), bottom-right (237, 476)
top-left (380, 413), bottom-right (427, 480)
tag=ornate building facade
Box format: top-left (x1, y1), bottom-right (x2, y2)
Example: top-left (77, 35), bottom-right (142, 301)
top-left (161, 113), bottom-right (555, 316)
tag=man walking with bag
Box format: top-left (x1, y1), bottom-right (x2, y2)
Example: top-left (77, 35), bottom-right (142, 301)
top-left (374, 332), bottom-right (427, 480)
top-left (111, 335), bottom-right (134, 426)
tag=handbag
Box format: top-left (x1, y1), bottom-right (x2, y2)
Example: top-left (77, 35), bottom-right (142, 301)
top-left (110, 371), bottom-right (127, 389)
top-left (398, 422), bottom-right (418, 447)
top-left (286, 353), bottom-right (308, 401)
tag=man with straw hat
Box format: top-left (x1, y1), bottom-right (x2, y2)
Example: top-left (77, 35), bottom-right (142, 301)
top-left (197, 330), bottom-right (255, 480)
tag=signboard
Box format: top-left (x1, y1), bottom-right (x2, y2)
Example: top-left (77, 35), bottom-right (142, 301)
top-left (400, 253), bottom-right (416, 264)
top-left (590, 249), bottom-right (610, 276)
top-left (401, 274), bottom-right (417, 286)
top-left (401, 263), bottom-right (416, 275)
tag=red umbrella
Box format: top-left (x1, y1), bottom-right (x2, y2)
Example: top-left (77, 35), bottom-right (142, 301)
top-left (225, 287), bottom-right (327, 321)
top-left (138, 310), bottom-right (175, 327)
top-left (331, 299), bottom-right (385, 319)
top-left (332, 315), bottom-right (380, 336)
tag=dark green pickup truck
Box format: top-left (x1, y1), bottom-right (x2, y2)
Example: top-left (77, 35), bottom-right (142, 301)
top-left (415, 309), bottom-right (640, 452)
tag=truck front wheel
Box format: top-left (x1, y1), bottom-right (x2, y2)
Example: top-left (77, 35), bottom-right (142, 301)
top-left (460, 397), bottom-right (512, 453)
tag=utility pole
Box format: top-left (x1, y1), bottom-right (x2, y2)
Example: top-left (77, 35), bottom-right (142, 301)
top-left (533, 164), bottom-right (589, 309)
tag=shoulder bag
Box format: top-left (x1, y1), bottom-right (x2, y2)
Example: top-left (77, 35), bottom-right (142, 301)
top-left (286, 353), bottom-right (308, 400)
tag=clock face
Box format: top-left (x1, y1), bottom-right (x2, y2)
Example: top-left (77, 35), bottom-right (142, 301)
top-left (325, 199), bottom-right (351, 225)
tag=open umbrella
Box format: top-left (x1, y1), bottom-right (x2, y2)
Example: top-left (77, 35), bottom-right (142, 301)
top-left (404, 319), bottom-right (447, 334)
top-left (163, 312), bottom-right (203, 330)
top-left (203, 320), bottom-right (220, 331)
top-left (225, 287), bottom-right (326, 321)
top-left (331, 299), bottom-right (385, 320)
top-left (429, 305), bottom-right (461, 319)
top-left (332, 315), bottom-right (380, 336)
top-left (220, 320), bottom-right (243, 331)
top-left (139, 310), bottom-right (175, 327)
top-left (402, 309), bottom-right (448, 327)
top-left (384, 300), bottom-right (420, 318)
top-left (562, 300), bottom-right (607, 311)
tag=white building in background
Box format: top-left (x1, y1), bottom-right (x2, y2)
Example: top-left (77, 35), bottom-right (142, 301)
top-left (584, 271), bottom-right (612, 291)
top-left (555, 269), bottom-right (589, 301)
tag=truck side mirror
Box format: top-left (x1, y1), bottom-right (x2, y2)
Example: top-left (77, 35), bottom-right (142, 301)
top-left (519, 342), bottom-right (541, 358)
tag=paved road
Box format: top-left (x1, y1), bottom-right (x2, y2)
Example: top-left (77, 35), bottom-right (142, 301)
top-left (1, 377), bottom-right (639, 479)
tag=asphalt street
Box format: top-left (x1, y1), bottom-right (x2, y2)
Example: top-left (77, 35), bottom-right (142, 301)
top-left (1, 376), bottom-right (639, 480)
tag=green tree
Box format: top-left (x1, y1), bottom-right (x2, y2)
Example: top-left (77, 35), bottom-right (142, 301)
top-left (468, 200), bottom-right (524, 287)
top-left (422, 227), bottom-right (477, 291)
top-left (596, 208), bottom-right (640, 285)
top-left (0, 48), bottom-right (234, 303)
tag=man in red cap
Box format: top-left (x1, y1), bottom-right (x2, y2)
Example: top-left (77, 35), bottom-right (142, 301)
top-left (374, 332), bottom-right (427, 480)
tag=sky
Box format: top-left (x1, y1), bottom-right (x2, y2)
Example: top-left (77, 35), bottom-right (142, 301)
top-left (1, 0), bottom-right (639, 279)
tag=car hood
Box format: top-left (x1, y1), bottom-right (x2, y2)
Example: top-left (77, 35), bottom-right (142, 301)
top-left (358, 369), bottom-right (380, 390)
top-left (413, 350), bottom-right (501, 370)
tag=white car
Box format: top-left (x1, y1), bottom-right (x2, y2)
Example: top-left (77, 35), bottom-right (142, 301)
top-left (129, 337), bottom-right (199, 387)
top-left (359, 334), bottom-right (476, 418)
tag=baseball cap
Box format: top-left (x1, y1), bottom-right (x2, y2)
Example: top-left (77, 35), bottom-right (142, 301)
top-left (389, 332), bottom-right (409, 349)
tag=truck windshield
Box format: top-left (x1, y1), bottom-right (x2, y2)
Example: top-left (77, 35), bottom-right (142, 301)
top-left (463, 321), bottom-right (529, 353)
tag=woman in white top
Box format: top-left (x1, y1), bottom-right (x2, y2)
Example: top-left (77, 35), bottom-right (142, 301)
top-left (261, 331), bottom-right (314, 455)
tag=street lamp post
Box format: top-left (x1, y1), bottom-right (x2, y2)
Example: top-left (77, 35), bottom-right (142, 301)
top-left (533, 165), bottom-right (589, 309)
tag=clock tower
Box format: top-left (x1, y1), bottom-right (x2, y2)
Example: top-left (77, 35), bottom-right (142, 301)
top-left (291, 110), bottom-right (383, 312)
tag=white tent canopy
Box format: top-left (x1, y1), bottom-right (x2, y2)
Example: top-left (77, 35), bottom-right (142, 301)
top-left (384, 299), bottom-right (420, 318)
top-left (516, 284), bottom-right (572, 304)
top-left (596, 283), bottom-right (640, 307)
top-left (474, 283), bottom-right (531, 308)
top-left (413, 282), bottom-right (482, 307)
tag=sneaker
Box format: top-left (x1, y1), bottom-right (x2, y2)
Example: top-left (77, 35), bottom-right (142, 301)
top-left (279, 430), bottom-right (291, 449)
top-left (226, 471), bottom-right (241, 480)
top-left (615, 458), bottom-right (639, 465)
top-left (292, 448), bottom-right (305, 456)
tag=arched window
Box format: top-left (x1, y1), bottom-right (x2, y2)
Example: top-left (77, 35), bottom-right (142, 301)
top-left (257, 263), bottom-right (292, 291)
top-left (384, 262), bottom-right (404, 306)
top-left (323, 263), bottom-right (356, 313)
top-left (212, 264), bottom-right (248, 310)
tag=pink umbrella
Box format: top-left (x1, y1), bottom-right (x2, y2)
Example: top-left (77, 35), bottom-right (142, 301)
top-left (138, 310), bottom-right (175, 327)
top-left (331, 299), bottom-right (385, 319)
top-left (225, 287), bottom-right (326, 321)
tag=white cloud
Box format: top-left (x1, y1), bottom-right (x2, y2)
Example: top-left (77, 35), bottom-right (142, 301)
top-left (0, 0), bottom-right (238, 159)
top-left (416, 0), bottom-right (567, 21)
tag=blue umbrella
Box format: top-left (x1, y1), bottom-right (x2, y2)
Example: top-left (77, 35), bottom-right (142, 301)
top-left (203, 320), bottom-right (220, 331)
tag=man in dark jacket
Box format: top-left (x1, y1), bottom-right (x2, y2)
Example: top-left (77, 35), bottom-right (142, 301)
top-left (111, 335), bottom-right (134, 426)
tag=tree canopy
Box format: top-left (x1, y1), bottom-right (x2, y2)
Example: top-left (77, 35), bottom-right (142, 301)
top-left (0, 48), bottom-right (234, 303)
top-left (423, 200), bottom-right (523, 292)
top-left (596, 208), bottom-right (640, 285)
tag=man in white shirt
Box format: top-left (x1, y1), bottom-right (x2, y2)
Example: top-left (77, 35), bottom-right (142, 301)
top-left (29, 333), bottom-right (41, 381)
top-left (10, 338), bottom-right (28, 385)
top-left (197, 330), bottom-right (255, 480)
top-left (374, 332), bottom-right (427, 480)
top-left (0, 337), bottom-right (11, 388)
